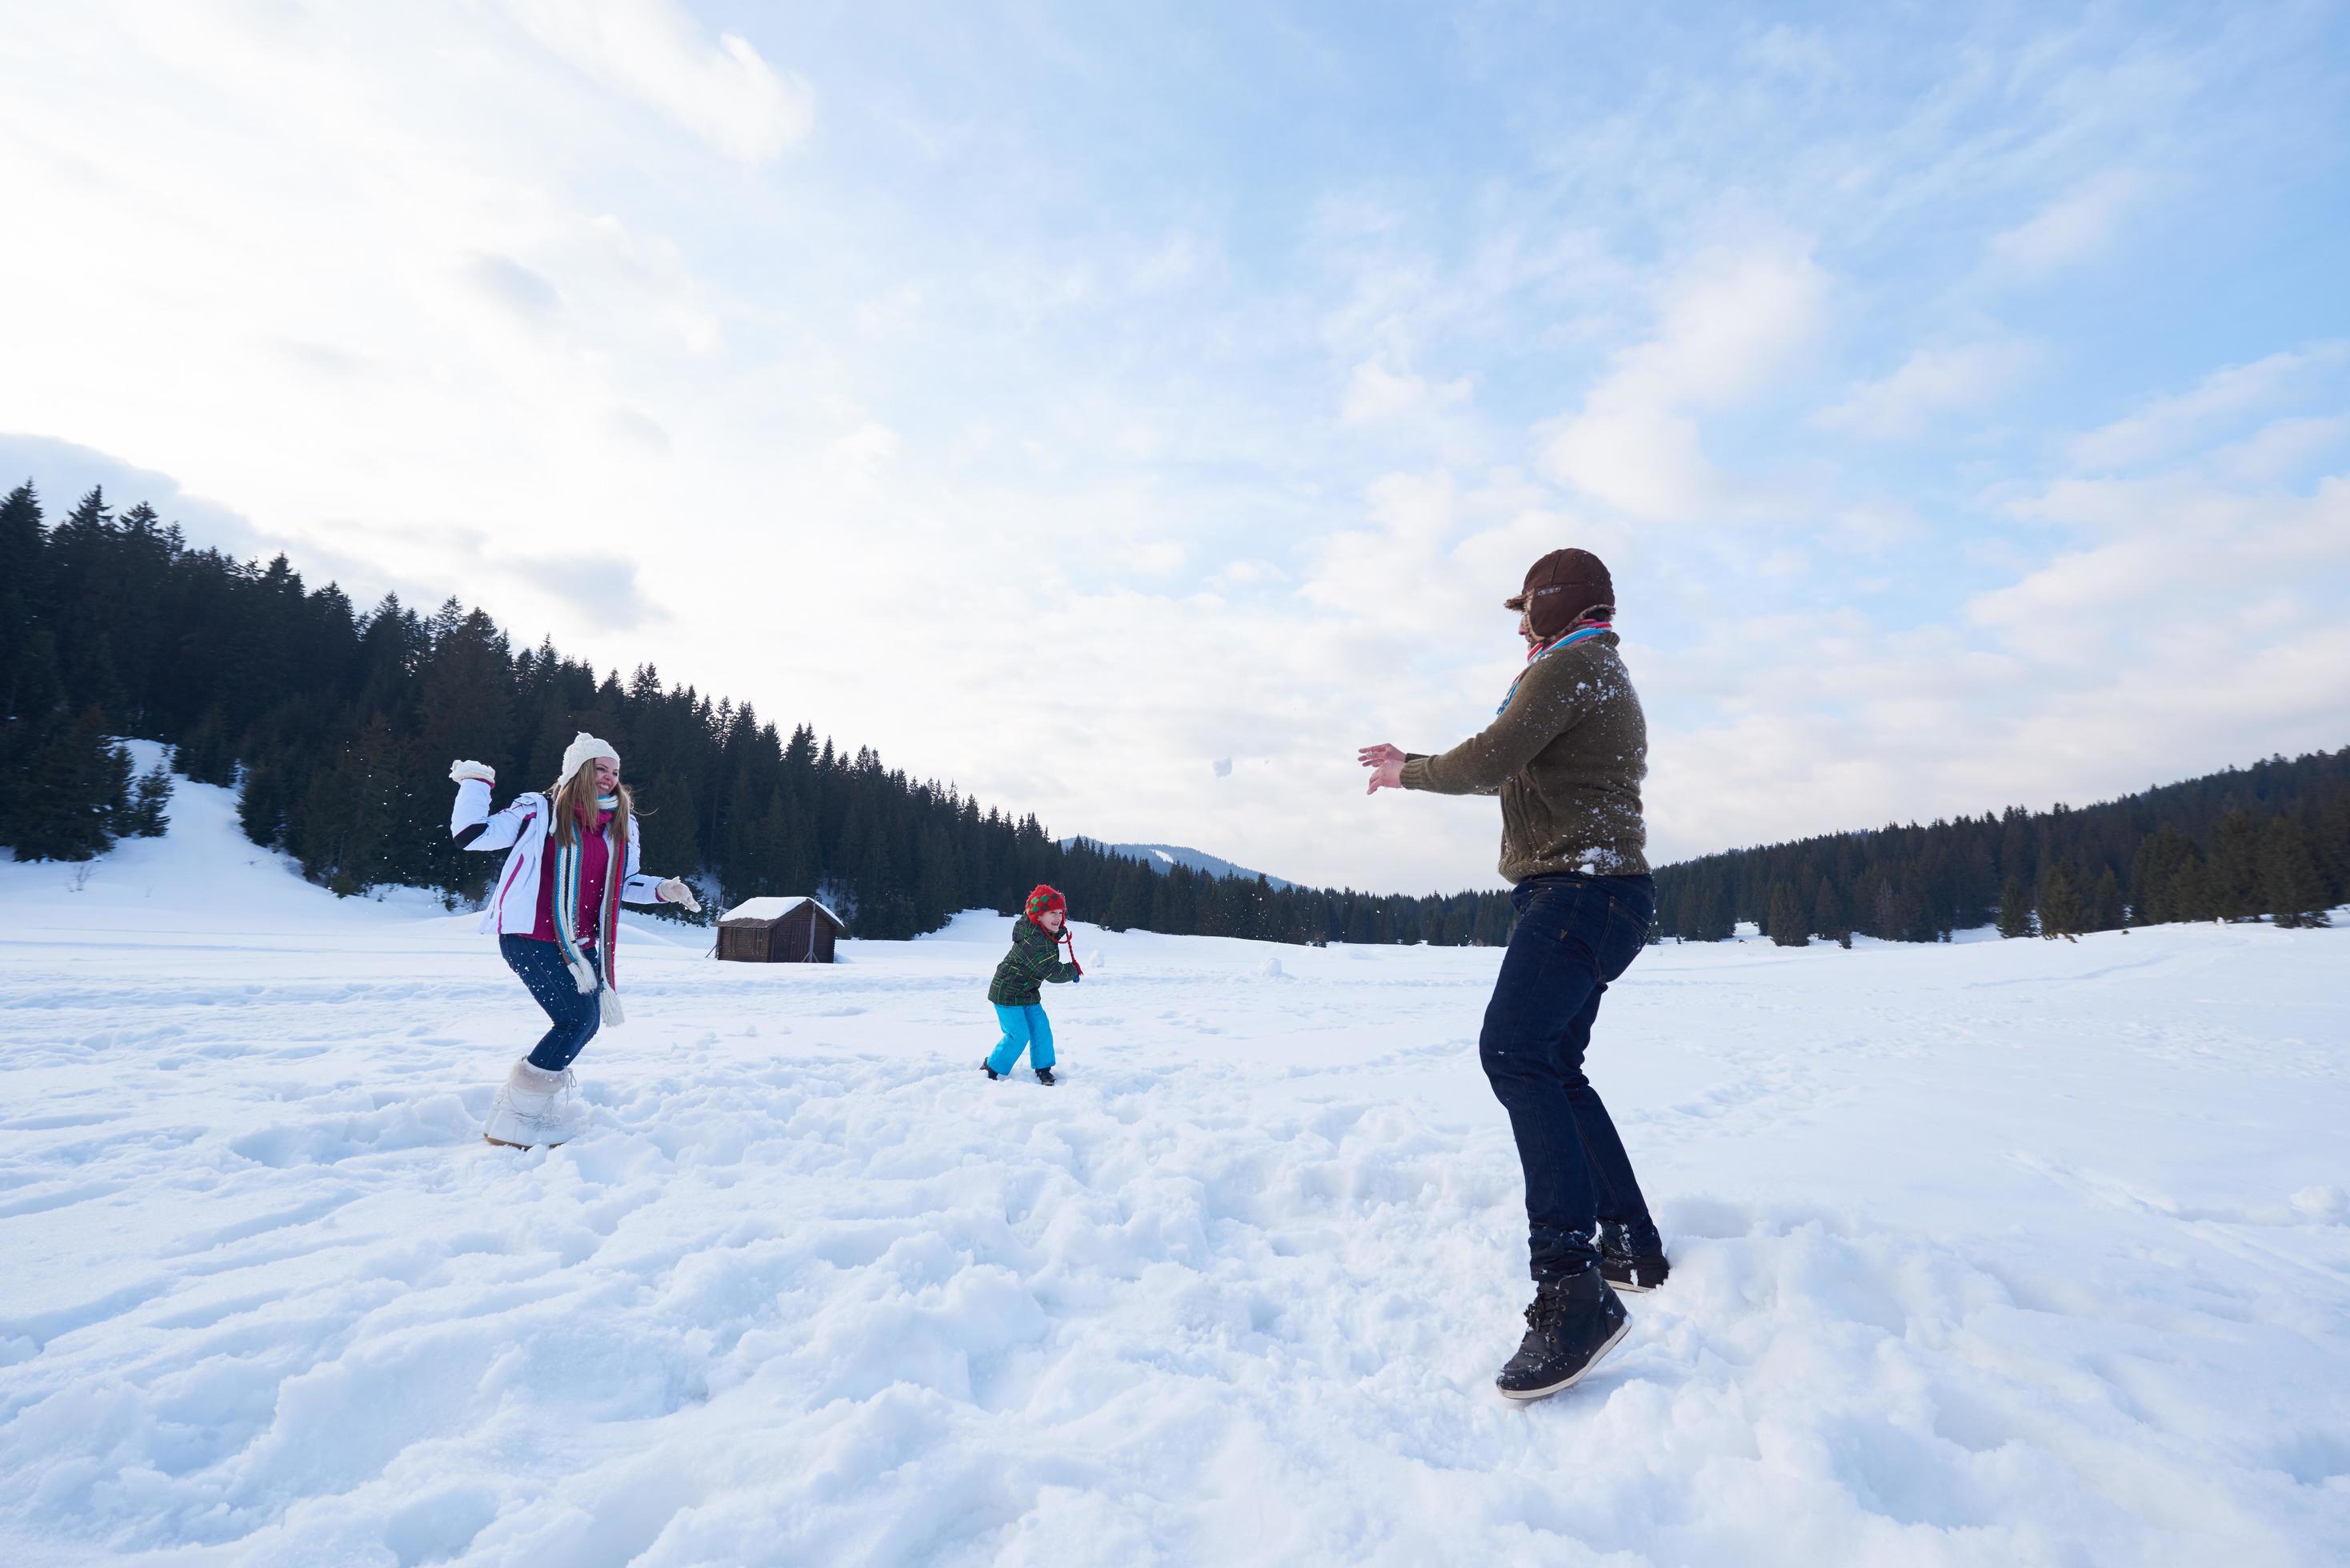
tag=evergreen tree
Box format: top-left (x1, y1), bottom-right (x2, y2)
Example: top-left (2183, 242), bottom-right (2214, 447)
top-left (2207, 810), bottom-right (2266, 921)
top-left (1996, 876), bottom-right (2035, 938)
top-left (295, 717), bottom-right (403, 896)
top-left (238, 754), bottom-right (293, 849)
top-left (0, 628), bottom-right (70, 848)
top-left (2037, 865), bottom-right (2085, 942)
top-left (2261, 814), bottom-right (2332, 928)
top-left (121, 757), bottom-right (175, 838)
top-left (2130, 826), bottom-right (2199, 923)
top-left (2089, 867), bottom-right (2125, 933)
top-left (11, 708), bottom-right (131, 861)
top-left (1810, 879), bottom-right (1847, 948)
top-left (175, 708), bottom-right (241, 786)
top-left (2316, 794), bottom-right (2350, 906)
top-left (1104, 860), bottom-right (1151, 932)
top-left (0, 482), bottom-right (46, 727)
top-left (1765, 882), bottom-right (1808, 947)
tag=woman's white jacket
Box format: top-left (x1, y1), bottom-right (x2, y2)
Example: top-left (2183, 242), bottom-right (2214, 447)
top-left (450, 778), bottom-right (667, 936)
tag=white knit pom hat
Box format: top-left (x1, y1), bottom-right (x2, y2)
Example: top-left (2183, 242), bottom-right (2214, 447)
top-left (558, 731), bottom-right (620, 785)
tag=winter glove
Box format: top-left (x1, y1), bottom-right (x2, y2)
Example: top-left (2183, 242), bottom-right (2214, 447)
top-left (449, 759), bottom-right (496, 785)
top-left (656, 878), bottom-right (703, 913)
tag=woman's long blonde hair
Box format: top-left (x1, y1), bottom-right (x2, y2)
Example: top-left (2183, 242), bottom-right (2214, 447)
top-left (548, 757), bottom-right (634, 849)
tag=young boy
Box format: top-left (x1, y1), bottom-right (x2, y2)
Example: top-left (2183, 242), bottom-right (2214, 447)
top-left (984, 884), bottom-right (1082, 1083)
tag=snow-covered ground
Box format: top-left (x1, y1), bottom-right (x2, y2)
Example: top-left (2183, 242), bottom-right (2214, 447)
top-left (2, 760), bottom-right (2347, 1566)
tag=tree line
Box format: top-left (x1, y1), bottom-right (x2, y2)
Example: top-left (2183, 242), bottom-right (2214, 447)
top-left (0, 481), bottom-right (1515, 945)
top-left (6, 479), bottom-right (2341, 947)
top-left (1655, 746), bottom-right (2349, 946)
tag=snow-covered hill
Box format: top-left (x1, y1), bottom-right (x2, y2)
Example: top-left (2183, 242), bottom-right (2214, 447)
top-left (2, 768), bottom-right (2347, 1564)
top-left (1062, 837), bottom-right (1293, 889)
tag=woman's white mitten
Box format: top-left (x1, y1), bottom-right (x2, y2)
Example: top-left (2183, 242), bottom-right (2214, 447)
top-left (657, 878), bottom-right (703, 913)
top-left (449, 759), bottom-right (496, 785)
top-left (568, 955), bottom-right (599, 994)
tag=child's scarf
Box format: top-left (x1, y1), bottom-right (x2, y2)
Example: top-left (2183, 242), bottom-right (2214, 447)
top-left (1495, 622), bottom-right (1612, 715)
top-left (552, 794), bottom-right (627, 1023)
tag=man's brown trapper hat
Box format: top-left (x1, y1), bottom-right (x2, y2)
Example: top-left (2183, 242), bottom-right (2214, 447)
top-left (1504, 548), bottom-right (1615, 639)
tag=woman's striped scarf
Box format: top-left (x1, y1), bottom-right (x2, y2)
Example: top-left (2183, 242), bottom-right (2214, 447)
top-left (552, 794), bottom-right (626, 1021)
top-left (1496, 622), bottom-right (1613, 714)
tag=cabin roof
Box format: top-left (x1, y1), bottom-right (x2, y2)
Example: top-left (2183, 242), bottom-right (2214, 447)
top-left (719, 895), bottom-right (844, 927)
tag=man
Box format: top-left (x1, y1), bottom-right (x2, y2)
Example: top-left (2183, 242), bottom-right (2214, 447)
top-left (1359, 546), bottom-right (1667, 1401)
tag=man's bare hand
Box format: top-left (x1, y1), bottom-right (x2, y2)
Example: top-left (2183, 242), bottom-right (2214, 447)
top-left (1358, 742), bottom-right (1407, 794)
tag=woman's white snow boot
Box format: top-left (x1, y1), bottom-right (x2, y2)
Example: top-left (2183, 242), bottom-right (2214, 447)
top-left (482, 1058), bottom-right (585, 1148)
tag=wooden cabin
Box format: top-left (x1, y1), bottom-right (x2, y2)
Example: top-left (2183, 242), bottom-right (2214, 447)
top-left (717, 896), bottom-right (845, 964)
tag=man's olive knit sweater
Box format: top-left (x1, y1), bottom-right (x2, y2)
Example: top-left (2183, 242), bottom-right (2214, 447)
top-left (1399, 631), bottom-right (1649, 883)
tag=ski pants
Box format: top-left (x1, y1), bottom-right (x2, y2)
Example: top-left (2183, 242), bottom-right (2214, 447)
top-left (501, 934), bottom-right (603, 1071)
top-left (1480, 872), bottom-right (1659, 1281)
top-left (987, 1003), bottom-right (1056, 1074)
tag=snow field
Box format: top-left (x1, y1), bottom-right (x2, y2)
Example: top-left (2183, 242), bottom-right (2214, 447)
top-left (2, 765), bottom-right (2348, 1564)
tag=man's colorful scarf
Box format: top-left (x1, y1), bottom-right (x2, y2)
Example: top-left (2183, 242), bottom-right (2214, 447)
top-left (1496, 622), bottom-right (1612, 714)
top-left (552, 794), bottom-right (624, 998)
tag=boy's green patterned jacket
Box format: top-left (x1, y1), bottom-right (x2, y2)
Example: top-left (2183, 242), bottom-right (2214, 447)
top-left (989, 918), bottom-right (1079, 1006)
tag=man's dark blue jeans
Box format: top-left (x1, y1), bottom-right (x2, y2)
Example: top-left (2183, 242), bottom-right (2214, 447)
top-left (500, 934), bottom-right (603, 1071)
top-left (1481, 871), bottom-right (1659, 1281)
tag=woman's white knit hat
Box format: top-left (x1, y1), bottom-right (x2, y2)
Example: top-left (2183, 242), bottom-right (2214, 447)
top-left (558, 731), bottom-right (620, 783)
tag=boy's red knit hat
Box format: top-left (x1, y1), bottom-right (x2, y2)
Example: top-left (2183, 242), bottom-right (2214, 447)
top-left (1024, 884), bottom-right (1067, 922)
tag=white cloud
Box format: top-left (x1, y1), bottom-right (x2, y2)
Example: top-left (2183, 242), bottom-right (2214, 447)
top-left (502, 0), bottom-right (812, 164)
top-left (2209, 414), bottom-right (2350, 486)
top-left (1643, 474), bottom-right (2350, 856)
top-left (1833, 502), bottom-right (1929, 550)
top-left (1816, 340), bottom-right (2039, 440)
top-left (1541, 406), bottom-right (1721, 522)
top-left (825, 420), bottom-right (899, 474)
top-left (462, 252), bottom-right (562, 322)
top-left (1972, 474), bottom-right (2350, 665)
top-left (1539, 242), bottom-right (1829, 521)
top-left (1986, 171), bottom-right (2146, 279)
top-left (1340, 358), bottom-right (1471, 426)
top-left (2068, 343), bottom-right (2350, 471)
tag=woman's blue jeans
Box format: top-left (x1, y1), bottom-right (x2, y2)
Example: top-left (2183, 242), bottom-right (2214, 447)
top-left (987, 1004), bottom-right (1055, 1074)
top-left (500, 934), bottom-right (602, 1070)
top-left (1480, 873), bottom-right (1658, 1281)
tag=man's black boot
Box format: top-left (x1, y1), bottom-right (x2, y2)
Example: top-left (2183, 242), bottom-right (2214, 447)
top-left (1495, 1266), bottom-right (1630, 1401)
top-left (1598, 1220), bottom-right (1670, 1293)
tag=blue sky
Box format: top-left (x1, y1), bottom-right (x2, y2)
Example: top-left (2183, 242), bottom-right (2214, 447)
top-left (4, 1), bottom-right (2348, 892)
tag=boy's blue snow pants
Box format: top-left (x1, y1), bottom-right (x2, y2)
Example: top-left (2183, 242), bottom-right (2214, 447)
top-left (987, 1003), bottom-right (1055, 1074)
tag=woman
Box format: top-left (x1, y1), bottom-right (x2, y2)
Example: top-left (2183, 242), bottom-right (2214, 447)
top-left (1359, 546), bottom-right (1663, 1402)
top-left (448, 731), bottom-right (701, 1147)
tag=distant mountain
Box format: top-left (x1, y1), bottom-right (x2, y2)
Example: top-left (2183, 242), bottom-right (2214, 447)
top-left (1060, 838), bottom-right (1292, 890)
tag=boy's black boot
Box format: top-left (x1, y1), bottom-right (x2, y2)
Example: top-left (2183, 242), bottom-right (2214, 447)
top-left (1495, 1266), bottom-right (1629, 1402)
top-left (1598, 1220), bottom-right (1670, 1293)
top-left (981, 1062), bottom-right (1001, 1081)
top-left (1035, 1067), bottom-right (1056, 1085)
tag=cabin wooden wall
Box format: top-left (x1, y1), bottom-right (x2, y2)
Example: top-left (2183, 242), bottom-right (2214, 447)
top-left (716, 907), bottom-right (841, 962)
